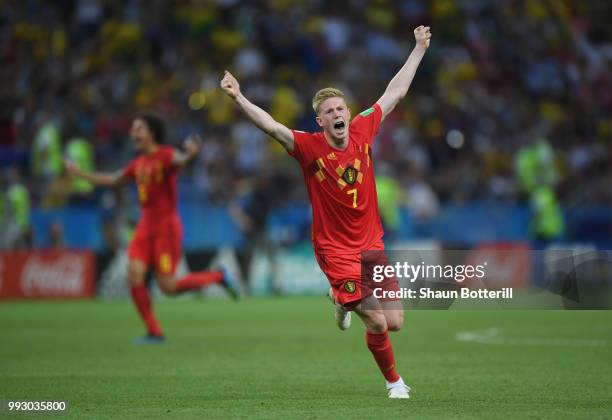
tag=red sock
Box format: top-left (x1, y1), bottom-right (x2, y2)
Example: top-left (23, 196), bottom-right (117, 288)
top-left (366, 330), bottom-right (400, 382)
top-left (130, 285), bottom-right (163, 336)
top-left (174, 270), bottom-right (223, 294)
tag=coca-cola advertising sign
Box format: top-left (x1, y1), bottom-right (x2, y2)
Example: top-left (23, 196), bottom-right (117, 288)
top-left (0, 251), bottom-right (95, 299)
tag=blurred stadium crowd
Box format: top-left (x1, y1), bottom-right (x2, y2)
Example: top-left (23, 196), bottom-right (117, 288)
top-left (1, 0), bottom-right (611, 250)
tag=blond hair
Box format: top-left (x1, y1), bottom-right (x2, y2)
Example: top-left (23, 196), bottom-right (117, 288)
top-left (312, 87), bottom-right (346, 114)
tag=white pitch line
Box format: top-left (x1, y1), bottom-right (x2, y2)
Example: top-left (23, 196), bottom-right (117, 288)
top-left (455, 328), bottom-right (610, 347)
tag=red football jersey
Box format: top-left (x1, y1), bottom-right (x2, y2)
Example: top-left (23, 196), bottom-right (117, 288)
top-left (289, 103), bottom-right (384, 254)
top-left (123, 146), bottom-right (179, 235)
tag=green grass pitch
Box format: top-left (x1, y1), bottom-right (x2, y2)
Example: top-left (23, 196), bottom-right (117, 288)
top-left (1, 298), bottom-right (611, 419)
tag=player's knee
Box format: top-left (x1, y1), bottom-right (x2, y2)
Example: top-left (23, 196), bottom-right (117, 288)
top-left (157, 278), bottom-right (176, 295)
top-left (387, 318), bottom-right (404, 331)
top-left (365, 310), bottom-right (388, 333)
top-left (127, 267), bottom-right (144, 287)
top-left (387, 312), bottom-right (404, 332)
top-left (388, 323), bottom-right (402, 332)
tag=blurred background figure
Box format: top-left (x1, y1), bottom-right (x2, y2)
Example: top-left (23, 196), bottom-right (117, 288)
top-left (1, 167), bottom-right (32, 250)
top-left (47, 219), bottom-right (65, 250)
top-left (230, 174), bottom-right (275, 294)
top-left (376, 162), bottom-right (404, 241)
top-left (31, 119), bottom-right (62, 196)
top-left (401, 166), bottom-right (439, 223)
top-left (515, 138), bottom-right (565, 244)
top-left (65, 133), bottom-right (95, 203)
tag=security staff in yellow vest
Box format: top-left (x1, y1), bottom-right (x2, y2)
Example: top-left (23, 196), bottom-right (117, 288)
top-left (515, 139), bottom-right (565, 242)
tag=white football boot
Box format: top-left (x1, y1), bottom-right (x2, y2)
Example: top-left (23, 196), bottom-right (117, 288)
top-left (328, 288), bottom-right (351, 330)
top-left (387, 377), bottom-right (411, 399)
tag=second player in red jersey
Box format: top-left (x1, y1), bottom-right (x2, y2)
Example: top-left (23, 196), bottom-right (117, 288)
top-left (66, 115), bottom-right (239, 344)
top-left (222, 25), bottom-right (431, 398)
top-left (124, 145), bottom-right (183, 276)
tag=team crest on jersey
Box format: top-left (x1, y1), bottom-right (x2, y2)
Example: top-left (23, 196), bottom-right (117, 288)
top-left (344, 281), bottom-right (357, 294)
top-left (342, 166), bottom-right (357, 185)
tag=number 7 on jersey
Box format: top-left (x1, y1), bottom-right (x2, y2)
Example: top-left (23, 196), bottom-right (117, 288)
top-left (347, 188), bottom-right (357, 208)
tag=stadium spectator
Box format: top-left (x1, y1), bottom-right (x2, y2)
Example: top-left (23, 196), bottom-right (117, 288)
top-left (229, 174), bottom-right (275, 293)
top-left (65, 134), bottom-right (95, 201)
top-left (0, 167), bottom-right (32, 250)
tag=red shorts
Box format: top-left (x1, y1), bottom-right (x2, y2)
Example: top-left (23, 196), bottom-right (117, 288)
top-left (127, 218), bottom-right (182, 276)
top-left (315, 245), bottom-right (400, 309)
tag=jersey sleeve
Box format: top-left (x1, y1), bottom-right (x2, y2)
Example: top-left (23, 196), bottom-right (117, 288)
top-left (162, 146), bottom-right (178, 171)
top-left (350, 103), bottom-right (383, 145)
top-left (123, 159), bottom-right (137, 179)
top-left (288, 130), bottom-right (315, 166)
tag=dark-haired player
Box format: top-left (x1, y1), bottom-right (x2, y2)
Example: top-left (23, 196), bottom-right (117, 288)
top-left (65, 115), bottom-right (239, 343)
top-left (221, 26), bottom-right (431, 398)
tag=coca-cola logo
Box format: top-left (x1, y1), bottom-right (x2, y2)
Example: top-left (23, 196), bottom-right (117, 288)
top-left (21, 254), bottom-right (86, 296)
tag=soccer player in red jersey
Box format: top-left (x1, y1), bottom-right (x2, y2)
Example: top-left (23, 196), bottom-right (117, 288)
top-left (221, 26), bottom-right (431, 398)
top-left (65, 115), bottom-right (239, 344)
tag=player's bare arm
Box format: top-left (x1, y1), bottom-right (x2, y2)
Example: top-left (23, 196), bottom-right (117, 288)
top-left (376, 25), bottom-right (431, 121)
top-left (220, 70), bottom-right (295, 152)
top-left (64, 158), bottom-right (127, 188)
top-left (172, 134), bottom-right (200, 168)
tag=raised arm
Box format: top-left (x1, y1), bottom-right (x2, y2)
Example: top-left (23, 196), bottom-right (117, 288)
top-left (172, 134), bottom-right (200, 168)
top-left (220, 70), bottom-right (295, 152)
top-left (64, 159), bottom-right (127, 188)
top-left (376, 26), bottom-right (431, 121)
